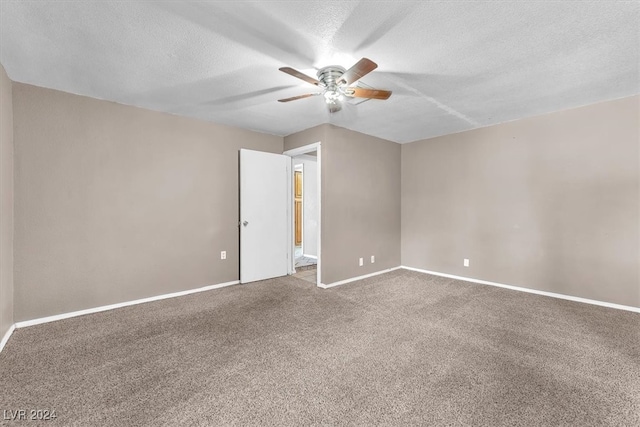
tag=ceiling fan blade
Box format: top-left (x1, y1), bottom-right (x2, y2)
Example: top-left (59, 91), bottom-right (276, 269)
top-left (278, 93), bottom-right (321, 102)
top-left (279, 67), bottom-right (320, 86)
top-left (344, 87), bottom-right (392, 100)
top-left (339, 58), bottom-right (378, 85)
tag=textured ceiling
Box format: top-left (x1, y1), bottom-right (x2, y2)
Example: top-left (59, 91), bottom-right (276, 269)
top-left (1, 1), bottom-right (638, 143)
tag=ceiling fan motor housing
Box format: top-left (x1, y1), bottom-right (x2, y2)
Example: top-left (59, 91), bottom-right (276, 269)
top-left (316, 66), bottom-right (346, 90)
top-left (317, 66), bottom-right (347, 108)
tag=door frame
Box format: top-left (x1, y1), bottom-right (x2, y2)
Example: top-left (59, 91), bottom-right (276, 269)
top-left (283, 142), bottom-right (321, 287)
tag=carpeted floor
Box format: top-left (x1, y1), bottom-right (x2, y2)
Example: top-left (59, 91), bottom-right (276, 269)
top-left (1, 269), bottom-right (638, 426)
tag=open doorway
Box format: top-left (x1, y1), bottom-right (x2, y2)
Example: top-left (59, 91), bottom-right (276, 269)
top-left (292, 155), bottom-right (317, 283)
top-left (284, 143), bottom-right (321, 286)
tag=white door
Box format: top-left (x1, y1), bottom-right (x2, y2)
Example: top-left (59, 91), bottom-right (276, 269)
top-left (240, 149), bottom-right (289, 283)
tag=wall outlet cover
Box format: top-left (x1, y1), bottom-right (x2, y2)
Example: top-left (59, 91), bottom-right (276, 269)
top-left (221, 251), bottom-right (227, 260)
top-left (359, 258), bottom-right (363, 266)
top-left (464, 258), bottom-right (469, 267)
top-left (371, 255), bottom-right (375, 263)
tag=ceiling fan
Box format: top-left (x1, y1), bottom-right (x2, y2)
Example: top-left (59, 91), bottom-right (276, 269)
top-left (278, 58), bottom-right (392, 113)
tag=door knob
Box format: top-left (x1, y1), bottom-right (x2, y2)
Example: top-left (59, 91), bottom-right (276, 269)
top-left (243, 221), bottom-right (249, 226)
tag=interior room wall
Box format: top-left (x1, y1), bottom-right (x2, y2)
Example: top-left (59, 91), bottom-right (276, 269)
top-left (284, 124), bottom-right (328, 153)
top-left (0, 63), bottom-right (14, 339)
top-left (285, 124), bottom-right (401, 285)
top-left (294, 156), bottom-right (318, 257)
top-left (9, 78), bottom-right (635, 324)
top-left (12, 83), bottom-right (283, 322)
top-left (402, 95), bottom-right (640, 307)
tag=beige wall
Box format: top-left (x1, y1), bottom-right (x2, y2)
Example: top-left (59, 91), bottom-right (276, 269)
top-left (12, 83), bottom-right (283, 321)
top-left (0, 64), bottom-right (14, 338)
top-left (402, 96), bottom-right (640, 307)
top-left (285, 124), bottom-right (401, 285)
top-left (284, 124), bottom-right (328, 153)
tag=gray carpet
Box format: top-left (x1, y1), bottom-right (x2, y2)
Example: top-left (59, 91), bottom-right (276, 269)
top-left (1, 269), bottom-right (639, 426)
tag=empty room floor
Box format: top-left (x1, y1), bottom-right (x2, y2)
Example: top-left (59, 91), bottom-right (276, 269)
top-left (291, 265), bottom-right (317, 284)
top-left (1, 269), bottom-right (638, 426)
top-left (294, 246), bottom-right (317, 268)
top-left (293, 245), bottom-right (317, 284)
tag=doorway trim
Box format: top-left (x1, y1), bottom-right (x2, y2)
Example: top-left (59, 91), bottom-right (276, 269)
top-left (284, 142), bottom-right (321, 287)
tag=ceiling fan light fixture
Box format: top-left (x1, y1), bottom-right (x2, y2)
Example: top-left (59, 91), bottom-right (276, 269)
top-left (323, 89), bottom-right (341, 104)
top-left (328, 102), bottom-right (342, 114)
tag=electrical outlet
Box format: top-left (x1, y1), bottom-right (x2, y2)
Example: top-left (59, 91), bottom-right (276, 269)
top-left (464, 258), bottom-right (469, 267)
top-left (221, 251), bottom-right (226, 260)
top-left (371, 255), bottom-right (375, 264)
top-left (359, 257), bottom-right (363, 267)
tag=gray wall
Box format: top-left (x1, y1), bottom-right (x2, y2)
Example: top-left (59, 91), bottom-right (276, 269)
top-left (294, 157), bottom-right (318, 257)
top-left (12, 83), bottom-right (283, 321)
top-left (0, 64), bottom-right (14, 338)
top-left (402, 95), bottom-right (640, 307)
top-left (285, 124), bottom-right (401, 285)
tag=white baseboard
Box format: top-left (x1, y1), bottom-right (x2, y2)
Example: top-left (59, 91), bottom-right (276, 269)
top-left (0, 324), bottom-right (15, 354)
top-left (7, 267), bottom-right (636, 352)
top-left (318, 266), bottom-right (402, 289)
top-left (302, 254), bottom-right (318, 260)
top-left (401, 266), bottom-right (640, 314)
top-left (14, 280), bottom-right (240, 329)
